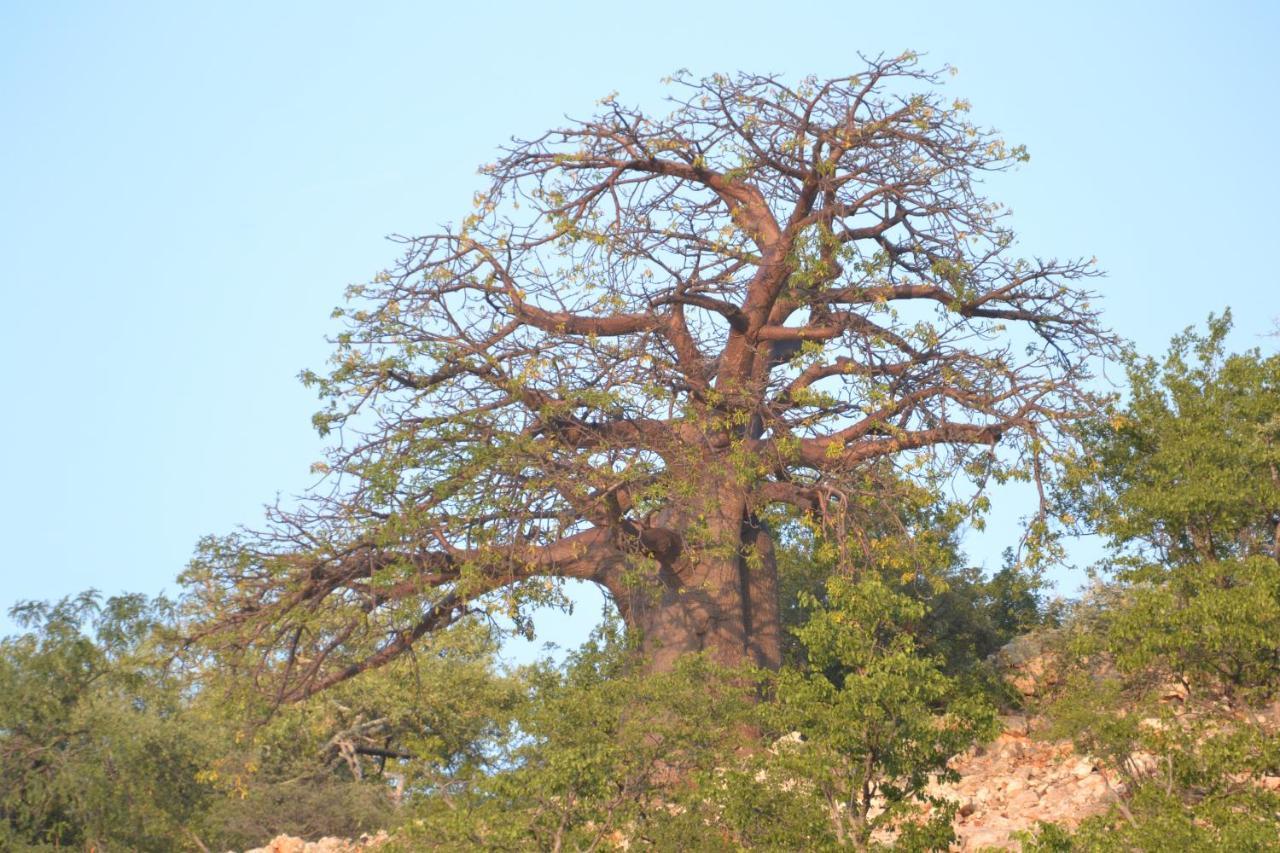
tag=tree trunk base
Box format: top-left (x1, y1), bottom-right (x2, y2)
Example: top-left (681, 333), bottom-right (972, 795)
top-left (612, 515), bottom-right (782, 674)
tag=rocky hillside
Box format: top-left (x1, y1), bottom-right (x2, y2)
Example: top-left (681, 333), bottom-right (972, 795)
top-left (924, 718), bottom-right (1113, 850)
top-left (244, 832), bottom-right (388, 853)
top-left (238, 636), bottom-right (1280, 852)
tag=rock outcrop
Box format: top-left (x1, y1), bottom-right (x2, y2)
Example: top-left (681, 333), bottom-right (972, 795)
top-left (924, 719), bottom-right (1115, 850)
top-left (242, 831), bottom-right (387, 853)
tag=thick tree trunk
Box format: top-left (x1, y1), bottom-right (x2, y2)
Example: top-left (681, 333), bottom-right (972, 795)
top-left (607, 502), bottom-right (782, 674)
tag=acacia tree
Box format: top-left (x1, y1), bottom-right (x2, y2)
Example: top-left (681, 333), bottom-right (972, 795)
top-left (185, 55), bottom-right (1110, 701)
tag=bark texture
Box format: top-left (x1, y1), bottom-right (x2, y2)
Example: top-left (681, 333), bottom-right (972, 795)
top-left (609, 509), bottom-right (783, 673)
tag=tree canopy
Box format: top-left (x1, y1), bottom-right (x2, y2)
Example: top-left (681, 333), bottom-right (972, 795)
top-left (1064, 311), bottom-right (1280, 568)
top-left (183, 54), bottom-right (1112, 702)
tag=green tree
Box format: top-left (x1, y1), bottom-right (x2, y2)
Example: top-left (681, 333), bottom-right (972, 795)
top-left (0, 593), bottom-right (215, 852)
top-left (1031, 318), bottom-right (1280, 847)
top-left (759, 574), bottom-right (998, 849)
top-left (184, 54), bottom-right (1111, 698)
top-left (1060, 314), bottom-right (1280, 702)
top-left (775, 478), bottom-right (1056, 700)
top-left (1064, 311), bottom-right (1280, 569)
top-left (0, 589), bottom-right (516, 851)
top-left (196, 620), bottom-right (512, 850)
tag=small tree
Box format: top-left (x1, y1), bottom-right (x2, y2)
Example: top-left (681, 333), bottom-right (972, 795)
top-left (1064, 311), bottom-right (1280, 568)
top-left (0, 594), bottom-right (214, 851)
top-left (1061, 313), bottom-right (1280, 700)
top-left (185, 54), bottom-right (1111, 698)
top-left (196, 620), bottom-right (510, 849)
top-left (761, 575), bottom-right (997, 849)
top-left (1029, 319), bottom-right (1280, 847)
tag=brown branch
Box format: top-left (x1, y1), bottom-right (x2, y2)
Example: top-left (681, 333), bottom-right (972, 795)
top-left (798, 421), bottom-right (1007, 468)
top-left (757, 481), bottom-right (823, 512)
top-left (608, 157), bottom-right (782, 249)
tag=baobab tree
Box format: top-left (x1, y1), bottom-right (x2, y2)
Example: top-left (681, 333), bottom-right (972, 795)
top-left (185, 55), bottom-right (1110, 702)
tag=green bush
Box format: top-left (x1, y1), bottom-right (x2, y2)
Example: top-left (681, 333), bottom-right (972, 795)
top-left (1032, 317), bottom-right (1280, 848)
top-left (0, 593), bottom-right (215, 851)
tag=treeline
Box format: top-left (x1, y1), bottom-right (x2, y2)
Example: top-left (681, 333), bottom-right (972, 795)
top-left (3, 317), bottom-right (1278, 850)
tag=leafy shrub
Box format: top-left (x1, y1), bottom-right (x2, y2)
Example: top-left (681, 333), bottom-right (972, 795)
top-left (0, 593), bottom-right (215, 852)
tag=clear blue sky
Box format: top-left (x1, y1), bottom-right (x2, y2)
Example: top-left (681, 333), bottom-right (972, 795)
top-left (3, 2), bottom-right (1278, 655)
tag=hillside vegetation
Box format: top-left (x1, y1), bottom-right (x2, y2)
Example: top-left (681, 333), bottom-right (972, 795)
top-left (3, 318), bottom-right (1278, 850)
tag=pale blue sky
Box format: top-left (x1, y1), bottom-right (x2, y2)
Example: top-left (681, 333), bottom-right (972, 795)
top-left (3, 2), bottom-right (1277, 654)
